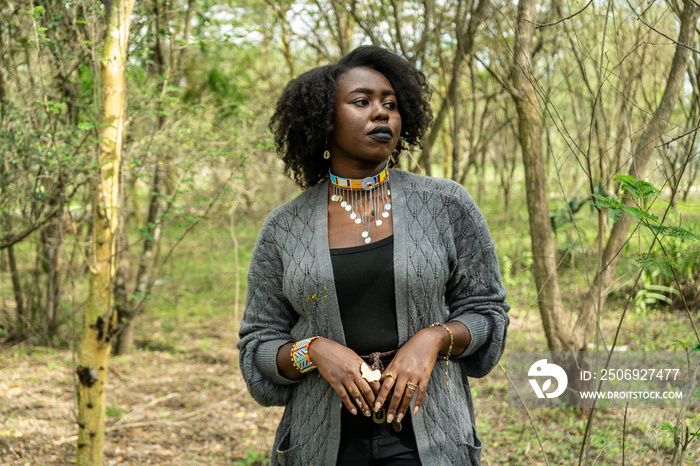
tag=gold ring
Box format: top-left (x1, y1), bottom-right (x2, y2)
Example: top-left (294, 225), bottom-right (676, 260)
top-left (406, 381), bottom-right (418, 391)
top-left (385, 371), bottom-right (394, 379)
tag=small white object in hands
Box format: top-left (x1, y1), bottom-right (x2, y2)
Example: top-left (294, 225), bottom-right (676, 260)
top-left (360, 362), bottom-right (381, 383)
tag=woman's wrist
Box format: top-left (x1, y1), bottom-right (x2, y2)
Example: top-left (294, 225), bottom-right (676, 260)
top-left (276, 337), bottom-right (325, 380)
top-left (430, 322), bottom-right (454, 358)
top-left (291, 336), bottom-right (322, 373)
top-left (418, 326), bottom-right (450, 354)
top-left (413, 326), bottom-right (449, 356)
top-left (429, 322), bottom-right (454, 388)
top-left (306, 335), bottom-right (329, 363)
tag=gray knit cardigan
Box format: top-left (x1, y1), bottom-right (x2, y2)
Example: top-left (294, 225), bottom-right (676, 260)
top-left (238, 170), bottom-right (509, 466)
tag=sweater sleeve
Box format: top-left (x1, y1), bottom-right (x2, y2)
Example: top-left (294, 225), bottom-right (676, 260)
top-left (237, 213), bottom-right (301, 407)
top-left (444, 184), bottom-right (510, 378)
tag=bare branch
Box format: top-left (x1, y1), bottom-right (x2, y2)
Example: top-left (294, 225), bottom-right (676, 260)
top-left (473, 53), bottom-right (515, 95)
top-left (499, 363), bottom-right (550, 466)
top-left (627, 0), bottom-right (700, 54)
top-left (0, 179), bottom-right (88, 251)
top-left (524, 0), bottom-right (593, 30)
top-left (390, 0), bottom-right (410, 58)
top-left (657, 122), bottom-right (700, 146)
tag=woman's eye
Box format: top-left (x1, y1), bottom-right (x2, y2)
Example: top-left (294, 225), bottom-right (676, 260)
top-left (384, 101), bottom-right (397, 110)
top-left (353, 99), bottom-right (369, 107)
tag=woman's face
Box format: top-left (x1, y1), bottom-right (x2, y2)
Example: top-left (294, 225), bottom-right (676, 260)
top-left (328, 67), bottom-right (402, 174)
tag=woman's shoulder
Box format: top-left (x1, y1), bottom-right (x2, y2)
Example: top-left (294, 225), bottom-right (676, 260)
top-left (258, 182), bottom-right (326, 233)
top-left (391, 169), bottom-right (474, 205)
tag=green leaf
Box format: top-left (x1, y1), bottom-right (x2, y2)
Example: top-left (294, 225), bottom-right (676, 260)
top-left (642, 292), bottom-right (673, 305)
top-left (613, 174), bottom-right (660, 200)
top-left (592, 194), bottom-right (622, 211)
top-left (649, 225), bottom-right (700, 241)
top-left (592, 194), bottom-right (659, 224)
top-left (661, 422), bottom-right (675, 434)
top-left (645, 284), bottom-right (681, 297)
top-left (154, 192), bottom-right (176, 203)
top-left (636, 253), bottom-right (676, 279)
top-left (623, 205), bottom-right (658, 224)
top-left (139, 227), bottom-right (156, 242)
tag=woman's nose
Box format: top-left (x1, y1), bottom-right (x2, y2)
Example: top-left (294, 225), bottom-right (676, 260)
top-left (371, 102), bottom-right (389, 121)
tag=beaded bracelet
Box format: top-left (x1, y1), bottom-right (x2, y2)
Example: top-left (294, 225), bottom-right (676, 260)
top-left (291, 336), bottom-right (321, 373)
top-left (430, 322), bottom-right (453, 387)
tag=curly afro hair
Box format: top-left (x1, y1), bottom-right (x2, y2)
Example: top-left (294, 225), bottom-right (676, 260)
top-left (269, 46), bottom-right (433, 189)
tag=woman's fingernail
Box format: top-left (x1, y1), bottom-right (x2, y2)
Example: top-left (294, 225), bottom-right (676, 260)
top-left (364, 410), bottom-right (371, 417)
top-left (387, 414), bottom-right (394, 423)
top-left (397, 413), bottom-right (404, 422)
top-left (351, 408), bottom-right (357, 415)
top-left (414, 406), bottom-right (419, 415)
top-left (374, 402), bottom-right (381, 412)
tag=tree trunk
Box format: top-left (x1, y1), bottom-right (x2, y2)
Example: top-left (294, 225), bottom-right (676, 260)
top-left (510, 0), bottom-right (575, 352)
top-left (76, 0), bottom-right (135, 463)
top-left (40, 217), bottom-right (62, 335)
top-left (39, 178), bottom-right (65, 335)
top-left (114, 188), bottom-right (132, 355)
top-left (573, 0), bottom-right (700, 347)
top-left (7, 241), bottom-right (25, 336)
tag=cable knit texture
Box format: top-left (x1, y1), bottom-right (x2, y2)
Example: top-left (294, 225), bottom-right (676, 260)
top-left (238, 170), bottom-right (509, 466)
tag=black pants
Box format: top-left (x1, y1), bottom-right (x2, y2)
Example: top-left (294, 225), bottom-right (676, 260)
top-left (336, 407), bottom-right (422, 466)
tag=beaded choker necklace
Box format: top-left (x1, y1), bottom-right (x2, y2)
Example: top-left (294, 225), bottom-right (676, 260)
top-left (329, 163), bottom-right (392, 244)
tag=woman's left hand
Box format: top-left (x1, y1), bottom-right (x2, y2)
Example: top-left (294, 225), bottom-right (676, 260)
top-left (372, 327), bottom-right (446, 424)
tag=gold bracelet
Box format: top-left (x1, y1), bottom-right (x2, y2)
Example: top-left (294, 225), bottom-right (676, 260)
top-left (430, 322), bottom-right (453, 387)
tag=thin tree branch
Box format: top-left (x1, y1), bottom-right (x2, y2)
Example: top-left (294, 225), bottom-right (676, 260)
top-left (499, 363), bottom-right (550, 466)
top-left (524, 0), bottom-right (593, 30)
top-left (627, 0), bottom-right (700, 54)
top-left (658, 122), bottom-right (700, 147)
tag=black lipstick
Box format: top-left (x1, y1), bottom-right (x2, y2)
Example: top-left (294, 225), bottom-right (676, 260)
top-left (368, 125), bottom-right (393, 140)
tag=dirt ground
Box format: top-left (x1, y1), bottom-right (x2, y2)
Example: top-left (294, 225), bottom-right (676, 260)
top-left (2, 310), bottom-right (700, 465)
top-left (0, 318), bottom-right (282, 465)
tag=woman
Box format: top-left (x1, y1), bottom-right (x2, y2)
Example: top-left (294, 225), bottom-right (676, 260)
top-left (238, 46), bottom-right (509, 466)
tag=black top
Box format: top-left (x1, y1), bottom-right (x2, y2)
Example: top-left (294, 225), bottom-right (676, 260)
top-left (330, 235), bottom-right (399, 355)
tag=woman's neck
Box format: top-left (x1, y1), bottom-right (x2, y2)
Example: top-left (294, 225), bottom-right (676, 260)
top-left (329, 159), bottom-right (389, 180)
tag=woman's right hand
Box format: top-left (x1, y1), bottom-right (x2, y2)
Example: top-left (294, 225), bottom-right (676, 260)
top-left (308, 338), bottom-right (380, 417)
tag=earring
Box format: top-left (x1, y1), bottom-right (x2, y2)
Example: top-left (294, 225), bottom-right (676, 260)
top-left (323, 140), bottom-right (331, 159)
